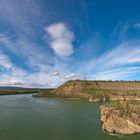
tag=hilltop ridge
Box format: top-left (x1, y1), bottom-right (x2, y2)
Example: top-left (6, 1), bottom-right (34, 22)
top-left (34, 80), bottom-right (140, 101)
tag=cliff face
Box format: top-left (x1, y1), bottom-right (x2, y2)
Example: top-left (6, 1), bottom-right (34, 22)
top-left (100, 105), bottom-right (140, 134)
top-left (54, 80), bottom-right (140, 93)
top-left (35, 80), bottom-right (140, 101)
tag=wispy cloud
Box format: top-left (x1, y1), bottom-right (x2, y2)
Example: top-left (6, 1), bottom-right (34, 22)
top-left (62, 73), bottom-right (79, 80)
top-left (45, 23), bottom-right (74, 57)
top-left (0, 0), bottom-right (42, 37)
top-left (1, 39), bottom-right (140, 87)
top-left (113, 22), bottom-right (131, 41)
top-left (0, 0), bottom-right (140, 88)
top-left (0, 32), bottom-right (77, 87)
top-left (134, 22), bottom-right (140, 29)
top-left (0, 34), bottom-right (55, 68)
top-left (79, 40), bottom-right (140, 80)
top-left (0, 51), bottom-right (13, 70)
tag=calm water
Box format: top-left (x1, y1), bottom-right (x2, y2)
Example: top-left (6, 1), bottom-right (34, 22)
top-left (0, 94), bottom-right (140, 140)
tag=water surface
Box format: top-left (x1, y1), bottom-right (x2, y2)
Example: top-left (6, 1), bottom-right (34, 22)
top-left (0, 94), bottom-right (140, 140)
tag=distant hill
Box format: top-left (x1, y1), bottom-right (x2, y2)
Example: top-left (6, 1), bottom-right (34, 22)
top-left (0, 86), bottom-right (35, 90)
top-left (0, 86), bottom-right (45, 95)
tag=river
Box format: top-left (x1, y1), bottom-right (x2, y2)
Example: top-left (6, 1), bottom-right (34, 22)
top-left (0, 94), bottom-right (140, 140)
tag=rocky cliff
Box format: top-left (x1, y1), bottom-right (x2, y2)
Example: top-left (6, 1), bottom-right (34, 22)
top-left (100, 102), bottom-right (140, 135)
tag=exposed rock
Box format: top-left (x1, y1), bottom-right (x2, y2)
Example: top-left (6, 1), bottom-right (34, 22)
top-left (89, 97), bottom-right (101, 102)
top-left (100, 105), bottom-right (140, 135)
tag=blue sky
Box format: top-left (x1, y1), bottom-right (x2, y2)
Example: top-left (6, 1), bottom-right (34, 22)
top-left (0, 0), bottom-right (140, 87)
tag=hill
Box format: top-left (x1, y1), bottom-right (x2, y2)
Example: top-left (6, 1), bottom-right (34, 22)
top-left (34, 80), bottom-right (140, 101)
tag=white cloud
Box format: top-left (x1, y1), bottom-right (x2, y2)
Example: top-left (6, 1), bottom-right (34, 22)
top-left (0, 1), bottom-right (77, 87)
top-left (0, 33), bottom-right (77, 88)
top-left (63, 73), bottom-right (79, 80)
top-left (45, 23), bottom-right (74, 57)
top-left (0, 52), bottom-right (74, 88)
top-left (51, 71), bottom-right (60, 76)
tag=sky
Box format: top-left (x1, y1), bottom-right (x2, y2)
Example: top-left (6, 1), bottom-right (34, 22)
top-left (0, 0), bottom-right (140, 87)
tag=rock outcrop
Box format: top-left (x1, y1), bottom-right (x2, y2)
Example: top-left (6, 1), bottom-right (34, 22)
top-left (100, 104), bottom-right (140, 135)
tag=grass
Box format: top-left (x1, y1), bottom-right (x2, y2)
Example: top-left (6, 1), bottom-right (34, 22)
top-left (108, 101), bottom-right (140, 116)
top-left (32, 89), bottom-right (55, 97)
top-left (35, 88), bottom-right (140, 99)
top-left (82, 88), bottom-right (140, 97)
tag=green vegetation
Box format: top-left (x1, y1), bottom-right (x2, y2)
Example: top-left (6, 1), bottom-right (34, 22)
top-left (0, 88), bottom-right (42, 95)
top-left (67, 79), bottom-right (140, 83)
top-left (108, 101), bottom-right (140, 116)
top-left (32, 88), bottom-right (54, 97)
